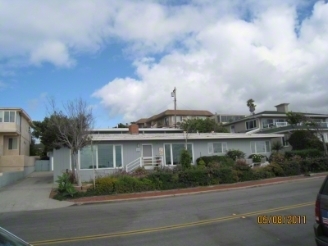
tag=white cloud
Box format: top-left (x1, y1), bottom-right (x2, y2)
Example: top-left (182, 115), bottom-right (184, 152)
top-left (93, 0), bottom-right (328, 122)
top-left (1, 0), bottom-right (328, 122)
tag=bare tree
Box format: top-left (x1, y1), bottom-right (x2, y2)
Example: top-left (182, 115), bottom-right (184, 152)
top-left (48, 98), bottom-right (94, 185)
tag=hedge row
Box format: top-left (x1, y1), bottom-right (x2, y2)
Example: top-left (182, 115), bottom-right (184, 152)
top-left (85, 157), bottom-right (327, 196)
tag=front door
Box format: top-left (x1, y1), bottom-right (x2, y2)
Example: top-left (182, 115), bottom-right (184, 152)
top-left (142, 144), bottom-right (153, 167)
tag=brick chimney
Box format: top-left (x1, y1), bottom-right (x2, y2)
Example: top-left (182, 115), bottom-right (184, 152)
top-left (129, 124), bottom-right (139, 134)
top-left (275, 103), bottom-right (289, 113)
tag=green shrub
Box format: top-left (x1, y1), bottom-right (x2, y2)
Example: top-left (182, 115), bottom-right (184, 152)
top-left (279, 161), bottom-right (301, 176)
top-left (146, 171), bottom-right (178, 190)
top-left (178, 168), bottom-right (213, 186)
top-left (252, 168), bottom-right (275, 180)
top-left (216, 168), bottom-right (238, 184)
top-left (93, 176), bottom-right (117, 195)
top-left (56, 172), bottom-right (77, 198)
top-left (285, 149), bottom-right (323, 159)
top-left (264, 163), bottom-right (285, 177)
top-left (288, 130), bottom-right (323, 150)
top-left (226, 149), bottom-right (245, 160)
top-left (233, 159), bottom-right (253, 181)
top-left (180, 149), bottom-right (192, 169)
top-left (196, 156), bottom-right (234, 167)
top-left (269, 153), bottom-right (285, 163)
top-left (197, 158), bottom-right (206, 167)
top-left (300, 157), bottom-right (328, 173)
top-left (113, 176), bottom-right (155, 193)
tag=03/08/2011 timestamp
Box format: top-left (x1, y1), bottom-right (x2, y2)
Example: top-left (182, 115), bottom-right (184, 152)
top-left (257, 215), bottom-right (306, 224)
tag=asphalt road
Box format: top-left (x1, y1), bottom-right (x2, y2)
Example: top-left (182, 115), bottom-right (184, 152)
top-left (0, 177), bottom-right (323, 246)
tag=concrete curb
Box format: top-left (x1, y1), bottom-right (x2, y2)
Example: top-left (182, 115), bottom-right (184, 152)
top-left (72, 174), bottom-right (327, 206)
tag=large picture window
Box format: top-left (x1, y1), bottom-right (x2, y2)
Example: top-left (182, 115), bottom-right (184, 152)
top-left (208, 142), bottom-right (228, 155)
top-left (80, 144), bottom-right (123, 169)
top-left (250, 141), bottom-right (271, 154)
top-left (246, 119), bottom-right (257, 130)
top-left (164, 143), bottom-right (193, 165)
top-left (3, 111), bottom-right (15, 123)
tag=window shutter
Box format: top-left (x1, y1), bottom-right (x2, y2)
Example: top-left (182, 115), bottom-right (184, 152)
top-left (208, 143), bottom-right (213, 154)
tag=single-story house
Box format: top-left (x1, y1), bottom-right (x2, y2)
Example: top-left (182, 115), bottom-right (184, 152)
top-left (52, 125), bottom-right (283, 183)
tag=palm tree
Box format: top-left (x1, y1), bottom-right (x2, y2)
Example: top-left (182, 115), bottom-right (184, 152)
top-left (247, 99), bottom-right (256, 115)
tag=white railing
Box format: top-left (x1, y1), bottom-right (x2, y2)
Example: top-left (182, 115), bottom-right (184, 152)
top-left (125, 157), bottom-right (142, 172)
top-left (275, 122), bottom-right (288, 127)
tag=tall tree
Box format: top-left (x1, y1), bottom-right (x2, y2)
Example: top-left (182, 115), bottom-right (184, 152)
top-left (247, 99), bottom-right (256, 115)
top-left (48, 98), bottom-right (94, 185)
top-left (285, 111), bottom-right (306, 127)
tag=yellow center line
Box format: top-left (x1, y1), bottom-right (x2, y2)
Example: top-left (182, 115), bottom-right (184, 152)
top-left (31, 202), bottom-right (313, 245)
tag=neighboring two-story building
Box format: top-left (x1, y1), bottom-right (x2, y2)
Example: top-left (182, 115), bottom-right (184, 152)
top-left (223, 103), bottom-right (328, 149)
top-left (0, 108), bottom-right (35, 172)
top-left (135, 110), bottom-right (214, 128)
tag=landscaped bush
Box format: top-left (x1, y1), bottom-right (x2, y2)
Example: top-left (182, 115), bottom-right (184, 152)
top-left (285, 149), bottom-right (323, 159)
top-left (269, 153), bottom-right (285, 163)
top-left (94, 176), bottom-right (117, 195)
top-left (279, 161), bottom-right (301, 176)
top-left (180, 149), bottom-right (192, 169)
top-left (215, 167), bottom-right (239, 184)
top-left (178, 168), bottom-right (214, 186)
top-left (113, 176), bottom-right (156, 193)
top-left (225, 149), bottom-right (245, 160)
top-left (196, 155), bottom-right (234, 167)
top-left (252, 168), bottom-right (275, 180)
top-left (197, 158), bottom-right (206, 168)
top-left (263, 163), bottom-right (285, 177)
top-left (299, 157), bottom-right (328, 173)
top-left (146, 171), bottom-right (178, 190)
top-left (56, 172), bottom-right (77, 198)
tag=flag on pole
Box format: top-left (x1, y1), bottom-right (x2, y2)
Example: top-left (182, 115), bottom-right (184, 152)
top-left (171, 88), bottom-right (176, 97)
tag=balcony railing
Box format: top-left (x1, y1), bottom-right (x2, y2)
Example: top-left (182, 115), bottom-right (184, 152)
top-left (262, 122), bottom-right (288, 129)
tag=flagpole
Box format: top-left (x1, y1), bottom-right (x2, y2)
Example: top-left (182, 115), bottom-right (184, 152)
top-left (174, 87), bottom-right (176, 128)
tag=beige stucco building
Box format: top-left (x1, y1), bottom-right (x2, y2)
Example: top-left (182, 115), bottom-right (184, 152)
top-left (0, 108), bottom-right (35, 172)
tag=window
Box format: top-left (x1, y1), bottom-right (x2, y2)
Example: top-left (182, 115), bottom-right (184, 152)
top-left (4, 111), bottom-right (15, 122)
top-left (246, 119), bottom-right (257, 130)
top-left (164, 143), bottom-right (193, 165)
top-left (0, 111), bottom-right (3, 122)
top-left (282, 136), bottom-right (289, 147)
top-left (250, 141), bottom-right (271, 154)
top-left (80, 145), bottom-right (97, 169)
top-left (262, 119), bottom-right (274, 128)
top-left (8, 138), bottom-right (18, 150)
top-left (230, 125), bottom-right (235, 133)
top-left (80, 144), bottom-right (123, 169)
top-left (208, 142), bottom-right (228, 155)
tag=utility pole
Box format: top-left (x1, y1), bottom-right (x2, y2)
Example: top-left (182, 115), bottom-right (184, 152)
top-left (171, 87), bottom-right (177, 128)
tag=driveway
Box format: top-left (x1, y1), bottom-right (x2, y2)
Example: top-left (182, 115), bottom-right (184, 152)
top-left (0, 172), bottom-right (73, 213)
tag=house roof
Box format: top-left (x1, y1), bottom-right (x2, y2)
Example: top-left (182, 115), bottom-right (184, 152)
top-left (147, 110), bottom-right (214, 122)
top-left (90, 128), bottom-right (183, 133)
top-left (135, 118), bottom-right (148, 123)
top-left (223, 110), bottom-right (328, 126)
top-left (90, 132), bottom-right (283, 141)
top-left (0, 107), bottom-right (33, 125)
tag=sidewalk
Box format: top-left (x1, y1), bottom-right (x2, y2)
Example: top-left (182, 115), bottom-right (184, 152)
top-left (68, 172), bottom-right (328, 205)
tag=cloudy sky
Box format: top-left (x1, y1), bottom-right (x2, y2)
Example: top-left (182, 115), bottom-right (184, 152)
top-left (0, 0), bottom-right (327, 128)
